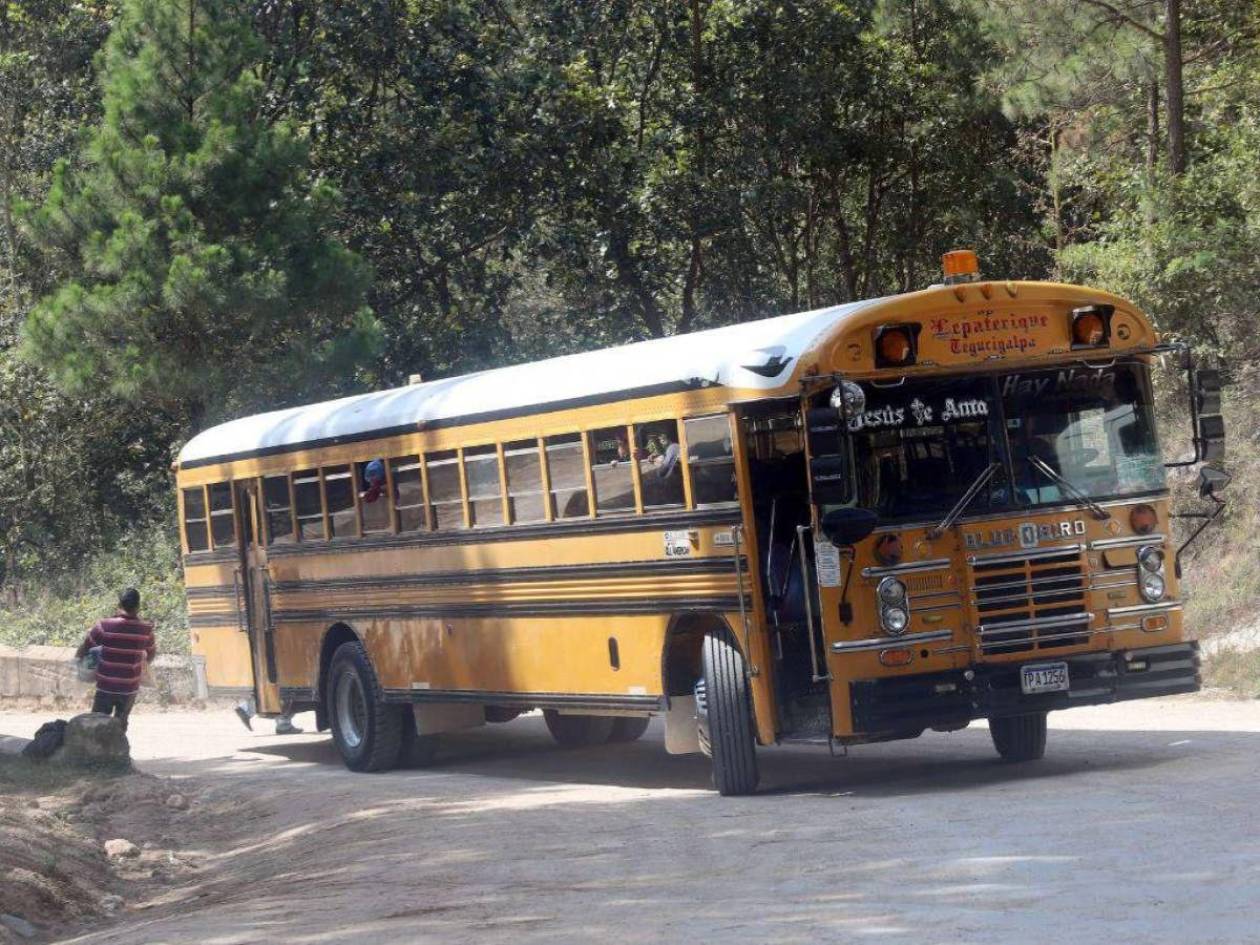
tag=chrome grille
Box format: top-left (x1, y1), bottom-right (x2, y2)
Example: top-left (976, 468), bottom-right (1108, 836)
top-left (970, 546), bottom-right (1089, 655)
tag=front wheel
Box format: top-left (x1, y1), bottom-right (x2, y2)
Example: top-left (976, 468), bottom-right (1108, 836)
top-left (327, 640), bottom-right (404, 772)
top-left (989, 712), bottom-right (1047, 762)
top-left (700, 629), bottom-right (759, 796)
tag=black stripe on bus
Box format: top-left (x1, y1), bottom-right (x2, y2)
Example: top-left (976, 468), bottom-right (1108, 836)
top-left (185, 556), bottom-right (742, 603)
top-left (190, 612), bottom-right (240, 628)
top-left (178, 378), bottom-right (715, 470)
top-left (271, 595), bottom-right (744, 624)
top-left (382, 688), bottom-right (665, 712)
top-left (183, 507), bottom-right (742, 566)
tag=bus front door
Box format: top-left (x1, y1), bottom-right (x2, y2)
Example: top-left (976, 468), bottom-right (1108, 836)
top-left (234, 482), bottom-right (282, 715)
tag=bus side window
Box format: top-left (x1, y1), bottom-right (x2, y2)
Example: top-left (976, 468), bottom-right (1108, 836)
top-left (388, 456), bottom-right (425, 532)
top-left (505, 439), bottom-right (546, 523)
top-left (426, 450), bottom-right (465, 531)
top-left (356, 459), bottom-right (391, 534)
top-left (182, 487), bottom-right (209, 552)
top-left (263, 475), bottom-right (295, 544)
top-left (294, 469), bottom-right (326, 540)
top-left (589, 426), bottom-right (635, 516)
top-left (208, 482), bottom-right (236, 548)
top-left (324, 465), bottom-right (356, 538)
top-left (465, 445), bottom-right (504, 527)
top-left (545, 433), bottom-right (588, 519)
top-left (685, 415), bottom-right (738, 506)
top-left (636, 419), bottom-right (685, 509)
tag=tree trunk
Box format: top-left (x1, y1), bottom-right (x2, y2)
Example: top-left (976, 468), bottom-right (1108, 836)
top-left (1146, 71), bottom-right (1160, 176)
top-left (1164, 0), bottom-right (1185, 174)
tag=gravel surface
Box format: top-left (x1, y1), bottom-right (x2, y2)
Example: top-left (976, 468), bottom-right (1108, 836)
top-left (2, 696), bottom-right (1258, 945)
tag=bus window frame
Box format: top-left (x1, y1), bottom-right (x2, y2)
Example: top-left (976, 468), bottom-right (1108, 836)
top-left (463, 443), bottom-right (505, 529)
top-left (208, 481), bottom-right (237, 550)
top-left (292, 468), bottom-right (327, 542)
top-left (181, 484), bottom-right (211, 554)
top-left (261, 472), bottom-right (296, 546)
top-left (388, 454), bottom-right (426, 534)
top-left (504, 437), bottom-right (549, 525)
top-left (684, 413), bottom-right (740, 508)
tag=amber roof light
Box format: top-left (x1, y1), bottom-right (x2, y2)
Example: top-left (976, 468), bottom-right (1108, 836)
top-left (942, 250), bottom-right (980, 284)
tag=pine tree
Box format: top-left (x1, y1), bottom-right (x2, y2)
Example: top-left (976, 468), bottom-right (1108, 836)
top-left (21, 0), bottom-right (380, 426)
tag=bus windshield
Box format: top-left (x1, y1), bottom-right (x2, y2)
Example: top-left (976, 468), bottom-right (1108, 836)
top-left (1002, 363), bottom-right (1164, 508)
top-left (849, 362), bottom-right (1164, 523)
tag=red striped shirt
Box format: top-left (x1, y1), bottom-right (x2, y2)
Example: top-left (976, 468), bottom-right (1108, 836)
top-left (86, 616), bottom-right (156, 696)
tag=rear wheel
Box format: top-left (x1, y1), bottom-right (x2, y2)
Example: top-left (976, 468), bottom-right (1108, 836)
top-left (700, 629), bottom-right (759, 796)
top-left (608, 716), bottom-right (650, 743)
top-left (327, 640), bottom-right (403, 772)
top-left (543, 710), bottom-right (615, 748)
top-left (989, 712), bottom-right (1047, 762)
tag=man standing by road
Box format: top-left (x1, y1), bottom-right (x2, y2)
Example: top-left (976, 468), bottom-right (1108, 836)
top-left (74, 588), bottom-right (156, 732)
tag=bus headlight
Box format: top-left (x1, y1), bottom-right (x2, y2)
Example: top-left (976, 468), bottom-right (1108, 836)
top-left (1138, 545), bottom-right (1164, 573)
top-left (881, 605), bottom-right (910, 635)
top-left (877, 577), bottom-right (907, 605)
top-left (1139, 571), bottom-right (1166, 602)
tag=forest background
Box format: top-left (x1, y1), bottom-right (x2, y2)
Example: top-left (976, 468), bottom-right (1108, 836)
top-left (1, 0), bottom-right (1257, 687)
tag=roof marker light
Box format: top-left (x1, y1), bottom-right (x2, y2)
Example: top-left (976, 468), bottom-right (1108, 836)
top-left (942, 250), bottom-right (980, 284)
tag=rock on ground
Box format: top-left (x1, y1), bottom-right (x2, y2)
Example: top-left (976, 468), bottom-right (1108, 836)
top-left (0, 914), bottom-right (36, 939)
top-left (51, 714), bottom-right (130, 770)
top-left (103, 839), bottom-right (139, 859)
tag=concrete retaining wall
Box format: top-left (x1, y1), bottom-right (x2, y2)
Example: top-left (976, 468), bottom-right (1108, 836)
top-left (0, 645), bottom-right (207, 704)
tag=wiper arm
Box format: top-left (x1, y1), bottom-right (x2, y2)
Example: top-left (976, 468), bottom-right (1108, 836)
top-left (1028, 456), bottom-right (1111, 520)
top-left (928, 462), bottom-right (1001, 540)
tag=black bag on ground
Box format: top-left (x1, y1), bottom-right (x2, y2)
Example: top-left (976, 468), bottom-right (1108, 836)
top-left (22, 719), bottom-right (68, 760)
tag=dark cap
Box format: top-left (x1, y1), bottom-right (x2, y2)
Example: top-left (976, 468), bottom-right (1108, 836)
top-left (119, 588), bottom-right (141, 614)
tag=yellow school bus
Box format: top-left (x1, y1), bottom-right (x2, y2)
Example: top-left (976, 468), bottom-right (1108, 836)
top-left (176, 251), bottom-right (1224, 794)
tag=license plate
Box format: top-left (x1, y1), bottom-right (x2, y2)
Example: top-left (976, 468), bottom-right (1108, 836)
top-left (1020, 661), bottom-right (1069, 695)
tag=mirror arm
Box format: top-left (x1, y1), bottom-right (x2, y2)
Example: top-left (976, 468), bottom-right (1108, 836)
top-left (1177, 494), bottom-right (1227, 558)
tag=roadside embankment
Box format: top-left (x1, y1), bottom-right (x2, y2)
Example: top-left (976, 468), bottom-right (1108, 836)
top-left (0, 646), bottom-right (207, 705)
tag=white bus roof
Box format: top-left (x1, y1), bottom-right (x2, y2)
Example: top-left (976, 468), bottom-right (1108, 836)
top-left (178, 297), bottom-right (883, 467)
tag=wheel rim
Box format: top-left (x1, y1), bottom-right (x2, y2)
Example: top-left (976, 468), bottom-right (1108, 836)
top-left (335, 669), bottom-right (368, 750)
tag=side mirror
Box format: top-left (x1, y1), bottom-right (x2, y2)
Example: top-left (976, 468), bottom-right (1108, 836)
top-left (1194, 369), bottom-right (1225, 462)
top-left (1198, 466), bottom-right (1231, 499)
top-left (820, 507), bottom-right (878, 547)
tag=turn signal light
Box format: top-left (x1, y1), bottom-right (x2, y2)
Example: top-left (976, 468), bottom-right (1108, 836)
top-left (879, 648), bottom-right (914, 667)
top-left (1071, 305), bottom-right (1112, 347)
top-left (1142, 615), bottom-right (1169, 633)
top-left (874, 324), bottom-right (919, 368)
top-left (875, 534), bottom-right (903, 566)
top-left (1130, 503), bottom-right (1157, 535)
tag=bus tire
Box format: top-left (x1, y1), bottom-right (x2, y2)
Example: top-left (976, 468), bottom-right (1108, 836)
top-left (327, 640), bottom-right (403, 772)
top-left (608, 716), bottom-right (650, 743)
top-left (989, 712), bottom-right (1047, 762)
top-left (701, 628), bottom-right (759, 796)
top-left (543, 710), bottom-right (615, 748)
top-left (400, 709), bottom-right (440, 768)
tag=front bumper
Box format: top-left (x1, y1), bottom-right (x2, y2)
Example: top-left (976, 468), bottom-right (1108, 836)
top-left (849, 642), bottom-right (1200, 736)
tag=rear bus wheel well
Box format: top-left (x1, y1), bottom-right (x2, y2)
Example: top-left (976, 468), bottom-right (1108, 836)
top-left (662, 613), bottom-right (734, 702)
top-left (316, 622), bottom-right (362, 731)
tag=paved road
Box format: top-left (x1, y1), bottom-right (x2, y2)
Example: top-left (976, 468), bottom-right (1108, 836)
top-left (4, 697), bottom-right (1259, 944)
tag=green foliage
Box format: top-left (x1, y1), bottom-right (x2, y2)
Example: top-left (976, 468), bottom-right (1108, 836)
top-left (0, 521), bottom-right (188, 656)
top-left (21, 0), bottom-right (380, 423)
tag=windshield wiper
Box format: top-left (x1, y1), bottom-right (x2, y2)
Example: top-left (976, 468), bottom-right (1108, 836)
top-left (1028, 456), bottom-right (1111, 520)
top-left (927, 462), bottom-right (1001, 539)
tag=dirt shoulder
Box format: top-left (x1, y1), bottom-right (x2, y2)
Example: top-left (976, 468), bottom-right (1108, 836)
top-left (0, 755), bottom-right (231, 944)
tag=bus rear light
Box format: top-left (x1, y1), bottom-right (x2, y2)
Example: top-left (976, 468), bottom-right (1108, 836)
top-left (873, 324), bottom-right (918, 368)
top-left (879, 648), bottom-right (913, 667)
top-left (1130, 503), bottom-right (1157, 534)
top-left (1071, 305), bottom-right (1112, 347)
top-left (875, 534), bottom-right (903, 566)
